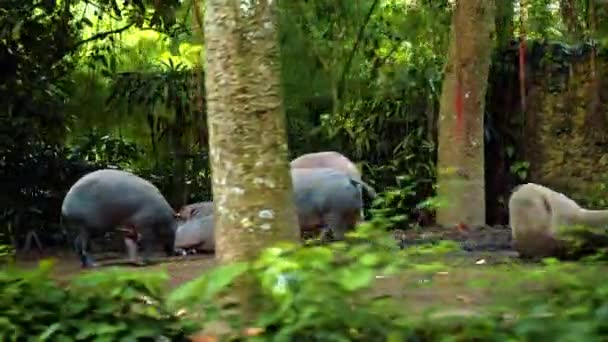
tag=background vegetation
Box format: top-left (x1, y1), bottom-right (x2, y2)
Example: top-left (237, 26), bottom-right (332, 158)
top-left (5, 0), bottom-right (605, 247)
top-left (2, 0), bottom-right (608, 339)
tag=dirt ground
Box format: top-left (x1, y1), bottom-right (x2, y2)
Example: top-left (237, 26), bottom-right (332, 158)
top-left (11, 225), bottom-right (525, 315)
top-left (10, 223), bottom-right (608, 326)
top-left (14, 249), bottom-right (218, 288)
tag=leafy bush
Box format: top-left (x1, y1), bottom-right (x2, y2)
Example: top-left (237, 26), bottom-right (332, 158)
top-left (167, 220), bottom-right (608, 341)
top-left (0, 260), bottom-right (198, 341)
top-left (67, 130), bottom-right (143, 170)
top-left (0, 140), bottom-right (103, 245)
top-left (168, 220), bottom-right (458, 341)
top-left (4, 217), bottom-right (608, 341)
top-left (0, 242), bottom-right (14, 265)
top-left (370, 175), bottom-right (439, 229)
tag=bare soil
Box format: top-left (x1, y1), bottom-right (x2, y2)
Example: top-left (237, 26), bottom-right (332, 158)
top-left (10, 225), bottom-right (525, 315)
top-left (10, 224), bottom-right (608, 327)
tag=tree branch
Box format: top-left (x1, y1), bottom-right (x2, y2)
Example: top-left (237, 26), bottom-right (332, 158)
top-left (72, 23), bottom-right (135, 50)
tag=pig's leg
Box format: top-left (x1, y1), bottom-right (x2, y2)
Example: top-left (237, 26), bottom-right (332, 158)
top-left (318, 226), bottom-right (333, 242)
top-left (357, 184), bottom-right (365, 220)
top-left (121, 226), bottom-right (144, 265)
top-left (124, 237), bottom-right (141, 264)
top-left (74, 230), bottom-right (97, 268)
top-left (323, 212), bottom-right (348, 241)
top-left (325, 209), bottom-right (359, 241)
top-left (137, 231), bottom-right (154, 266)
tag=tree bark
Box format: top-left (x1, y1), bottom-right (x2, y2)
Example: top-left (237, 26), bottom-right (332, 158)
top-left (170, 102), bottom-right (188, 210)
top-left (436, 0), bottom-right (495, 227)
top-left (203, 0), bottom-right (300, 320)
top-left (560, 0), bottom-right (581, 40)
top-left (203, 1), bottom-right (299, 257)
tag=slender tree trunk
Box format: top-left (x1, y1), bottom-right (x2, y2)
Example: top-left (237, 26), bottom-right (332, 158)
top-left (170, 103), bottom-right (188, 209)
top-left (202, 0), bottom-right (300, 318)
top-left (495, 0), bottom-right (513, 49)
top-left (560, 0), bottom-right (581, 40)
top-left (436, 0), bottom-right (496, 227)
top-left (585, 0), bottom-right (603, 138)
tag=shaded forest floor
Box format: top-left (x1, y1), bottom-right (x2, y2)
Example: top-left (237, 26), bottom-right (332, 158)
top-left (12, 225), bottom-right (607, 316)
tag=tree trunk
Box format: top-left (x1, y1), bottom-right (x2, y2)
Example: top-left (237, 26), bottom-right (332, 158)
top-left (202, 0), bottom-right (300, 317)
top-left (204, 0), bottom-right (299, 260)
top-left (560, 0), bottom-right (581, 40)
top-left (170, 103), bottom-right (188, 209)
top-left (495, 0), bottom-right (513, 49)
top-left (436, 0), bottom-right (495, 227)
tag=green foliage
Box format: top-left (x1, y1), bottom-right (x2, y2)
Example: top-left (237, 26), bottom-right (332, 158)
top-left (510, 160), bottom-right (531, 181)
top-left (0, 0), bottom-right (192, 242)
top-left (0, 141), bottom-right (102, 245)
top-left (0, 242), bottom-right (14, 265)
top-left (277, 0), bottom-right (448, 223)
top-left (5, 217), bottom-right (608, 340)
top-left (500, 260), bottom-right (608, 340)
top-left (575, 177), bottom-right (608, 209)
top-left (166, 219), bottom-right (608, 341)
top-left (279, 0), bottom-right (447, 187)
top-left (552, 224), bottom-right (608, 260)
top-left (170, 222), bottom-right (413, 340)
top-left (366, 128), bottom-right (437, 228)
top-left (107, 60), bottom-right (196, 114)
top-left (0, 0), bottom-right (80, 180)
top-left (370, 175), bottom-right (436, 229)
top-left (68, 130), bottom-right (143, 170)
top-left (0, 260), bottom-right (197, 341)
top-left (66, 129), bottom-right (212, 205)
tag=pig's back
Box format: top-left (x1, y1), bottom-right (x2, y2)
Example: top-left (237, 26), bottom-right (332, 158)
top-left (62, 169), bottom-right (171, 222)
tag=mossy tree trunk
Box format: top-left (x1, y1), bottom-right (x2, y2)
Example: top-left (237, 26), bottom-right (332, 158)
top-left (169, 102), bottom-right (188, 210)
top-left (436, 0), bottom-right (495, 227)
top-left (202, 0), bottom-right (300, 320)
top-left (202, 0), bottom-right (300, 317)
top-left (495, 0), bottom-right (513, 49)
top-left (560, 0), bottom-right (582, 41)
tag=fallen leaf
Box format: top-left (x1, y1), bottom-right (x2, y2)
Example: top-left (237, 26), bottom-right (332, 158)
top-left (243, 327), bottom-right (264, 336)
top-left (455, 223), bottom-right (470, 233)
top-left (456, 295), bottom-right (473, 304)
top-left (375, 275), bottom-right (393, 279)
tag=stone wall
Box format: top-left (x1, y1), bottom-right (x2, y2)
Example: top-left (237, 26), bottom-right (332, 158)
top-left (485, 42), bottom-right (608, 224)
top-left (523, 43), bottom-right (608, 204)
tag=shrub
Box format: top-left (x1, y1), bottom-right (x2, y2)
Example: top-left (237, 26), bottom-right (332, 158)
top-left (0, 260), bottom-right (198, 341)
top-left (3, 217), bottom-right (608, 341)
top-left (168, 220), bottom-right (457, 341)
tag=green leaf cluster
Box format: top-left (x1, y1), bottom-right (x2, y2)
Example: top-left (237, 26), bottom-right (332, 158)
top-left (0, 260), bottom-right (198, 341)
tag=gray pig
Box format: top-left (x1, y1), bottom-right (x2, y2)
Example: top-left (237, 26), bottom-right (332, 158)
top-left (291, 167), bottom-right (371, 240)
top-left (290, 151), bottom-right (377, 219)
top-left (174, 213), bottom-right (215, 254)
top-left (61, 169), bottom-right (178, 268)
top-left (177, 201), bottom-right (214, 221)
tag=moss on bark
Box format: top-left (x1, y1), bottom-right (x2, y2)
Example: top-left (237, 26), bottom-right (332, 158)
top-left (436, 0), bottom-right (495, 227)
top-left (203, 0), bottom-right (299, 261)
